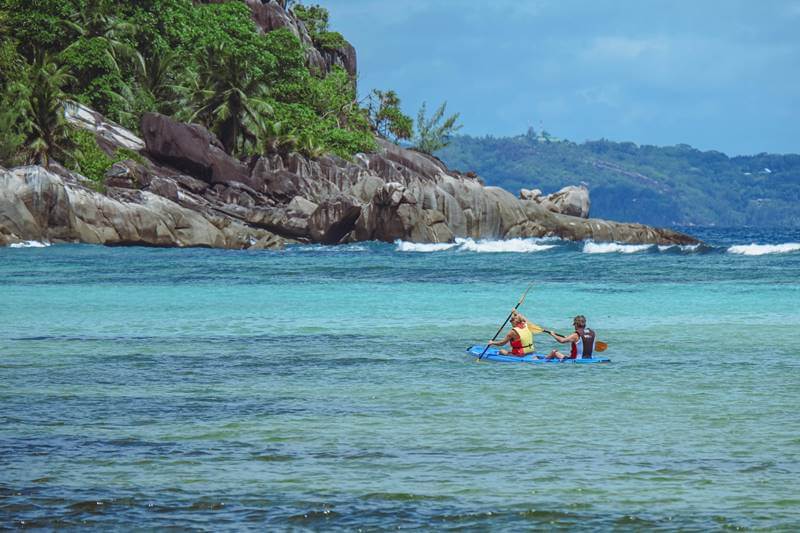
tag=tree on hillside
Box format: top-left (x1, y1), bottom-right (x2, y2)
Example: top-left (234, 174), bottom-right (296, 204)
top-left (186, 43), bottom-right (273, 155)
top-left (257, 120), bottom-right (298, 156)
top-left (291, 3), bottom-right (346, 51)
top-left (366, 89), bottom-right (413, 142)
top-left (62, 0), bottom-right (144, 75)
top-left (292, 4), bottom-right (329, 35)
top-left (413, 101), bottom-right (462, 154)
top-left (15, 53), bottom-right (75, 167)
top-left (137, 46), bottom-right (186, 115)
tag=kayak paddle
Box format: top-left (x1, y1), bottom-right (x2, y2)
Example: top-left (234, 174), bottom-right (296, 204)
top-left (477, 282), bottom-right (535, 360)
top-left (540, 328), bottom-right (609, 352)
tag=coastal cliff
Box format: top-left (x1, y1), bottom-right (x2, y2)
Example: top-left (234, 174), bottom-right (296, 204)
top-left (0, 104), bottom-right (697, 248)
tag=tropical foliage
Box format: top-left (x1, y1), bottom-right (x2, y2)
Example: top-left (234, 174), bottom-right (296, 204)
top-left (292, 3), bottom-right (346, 51)
top-left (16, 53), bottom-right (75, 166)
top-left (0, 0), bottom-right (377, 173)
top-left (413, 101), bottom-right (462, 155)
top-left (185, 43), bottom-right (273, 155)
top-left (366, 89), bottom-right (413, 142)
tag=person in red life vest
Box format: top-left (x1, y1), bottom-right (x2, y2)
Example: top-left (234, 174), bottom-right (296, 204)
top-left (546, 315), bottom-right (596, 360)
top-left (486, 310), bottom-right (540, 357)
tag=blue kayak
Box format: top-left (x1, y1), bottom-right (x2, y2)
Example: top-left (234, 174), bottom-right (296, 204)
top-left (466, 345), bottom-right (610, 364)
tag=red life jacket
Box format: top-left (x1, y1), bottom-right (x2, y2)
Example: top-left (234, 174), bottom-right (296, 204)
top-left (570, 327), bottom-right (595, 359)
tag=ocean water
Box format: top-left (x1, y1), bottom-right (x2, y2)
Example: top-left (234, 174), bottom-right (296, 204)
top-left (1, 227), bottom-right (799, 530)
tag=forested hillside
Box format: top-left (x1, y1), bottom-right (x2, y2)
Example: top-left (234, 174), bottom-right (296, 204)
top-left (0, 0), bottom-right (375, 175)
top-left (437, 131), bottom-right (800, 227)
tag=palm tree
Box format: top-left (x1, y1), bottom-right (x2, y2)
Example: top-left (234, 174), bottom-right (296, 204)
top-left (17, 53), bottom-right (74, 167)
top-left (297, 132), bottom-right (326, 159)
top-left (0, 101), bottom-right (25, 167)
top-left (61, 0), bottom-right (144, 76)
top-left (257, 120), bottom-right (298, 156)
top-left (138, 46), bottom-right (186, 114)
top-left (187, 44), bottom-right (273, 155)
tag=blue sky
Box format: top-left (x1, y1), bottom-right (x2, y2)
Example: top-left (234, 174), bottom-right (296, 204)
top-left (328, 0), bottom-right (800, 155)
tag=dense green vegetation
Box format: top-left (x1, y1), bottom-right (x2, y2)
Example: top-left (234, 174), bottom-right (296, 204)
top-left (292, 3), bottom-right (346, 52)
top-left (0, 0), bottom-right (375, 176)
top-left (438, 130), bottom-right (800, 227)
top-left (413, 101), bottom-right (462, 155)
top-left (365, 89), bottom-right (413, 142)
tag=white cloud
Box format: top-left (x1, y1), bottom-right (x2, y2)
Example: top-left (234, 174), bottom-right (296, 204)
top-left (577, 85), bottom-right (623, 108)
top-left (584, 36), bottom-right (670, 61)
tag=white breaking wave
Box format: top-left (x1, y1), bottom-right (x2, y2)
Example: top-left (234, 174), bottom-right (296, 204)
top-left (657, 244), bottom-right (702, 253)
top-left (727, 243), bottom-right (800, 256)
top-left (9, 240), bottom-right (50, 248)
top-left (293, 244), bottom-right (367, 252)
top-left (457, 238), bottom-right (556, 253)
top-left (582, 242), bottom-right (652, 254)
top-left (395, 237), bottom-right (558, 253)
top-left (395, 241), bottom-right (458, 252)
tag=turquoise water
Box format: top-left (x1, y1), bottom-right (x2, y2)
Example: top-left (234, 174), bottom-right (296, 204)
top-left (2, 228), bottom-right (800, 529)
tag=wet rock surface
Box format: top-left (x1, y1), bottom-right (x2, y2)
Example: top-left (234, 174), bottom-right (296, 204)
top-left (1, 111), bottom-right (698, 249)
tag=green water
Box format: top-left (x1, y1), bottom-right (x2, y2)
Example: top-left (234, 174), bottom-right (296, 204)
top-left (1, 230), bottom-right (799, 529)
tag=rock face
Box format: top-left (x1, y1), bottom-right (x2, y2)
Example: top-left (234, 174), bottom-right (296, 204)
top-left (1, 108), bottom-right (699, 248)
top-left (522, 185), bottom-right (591, 218)
top-left (64, 101), bottom-right (144, 152)
top-left (140, 113), bottom-right (253, 188)
top-left (0, 166), bottom-right (286, 249)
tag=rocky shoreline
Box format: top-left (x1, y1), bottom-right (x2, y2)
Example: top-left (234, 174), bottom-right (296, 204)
top-left (0, 0), bottom-right (699, 250)
top-left (0, 106), bottom-right (698, 250)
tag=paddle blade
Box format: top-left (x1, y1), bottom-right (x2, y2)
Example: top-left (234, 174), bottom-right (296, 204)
top-left (527, 322), bottom-right (545, 334)
top-left (595, 341), bottom-right (608, 352)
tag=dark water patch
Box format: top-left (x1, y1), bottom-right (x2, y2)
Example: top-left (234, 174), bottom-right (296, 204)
top-left (1, 394), bottom-right (317, 431)
top-left (68, 499), bottom-right (113, 514)
top-left (251, 453), bottom-right (294, 462)
top-left (362, 492), bottom-right (452, 502)
top-left (8, 332), bottom-right (372, 350)
top-left (739, 461), bottom-right (775, 473)
top-left (0, 435), bottom-right (241, 463)
top-left (186, 499), bottom-right (227, 511)
top-left (1, 485), bottom-right (797, 530)
top-left (310, 449), bottom-right (397, 461)
top-left (584, 286), bottom-right (643, 294)
top-left (286, 506), bottom-right (341, 524)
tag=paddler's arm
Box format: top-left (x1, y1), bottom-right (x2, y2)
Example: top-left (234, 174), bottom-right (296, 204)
top-left (488, 330), bottom-right (516, 347)
top-left (549, 331), bottom-right (579, 344)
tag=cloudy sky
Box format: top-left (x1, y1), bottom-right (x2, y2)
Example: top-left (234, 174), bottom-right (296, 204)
top-left (328, 0), bottom-right (800, 155)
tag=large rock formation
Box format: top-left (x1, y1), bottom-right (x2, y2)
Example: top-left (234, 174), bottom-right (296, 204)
top-left (0, 106), bottom-right (699, 248)
top-left (0, 166), bottom-right (285, 249)
top-left (521, 185), bottom-right (591, 218)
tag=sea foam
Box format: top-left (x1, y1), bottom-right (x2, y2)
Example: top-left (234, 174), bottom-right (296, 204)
top-left (293, 244), bottom-right (368, 252)
top-left (657, 243), bottom-right (703, 253)
top-left (727, 243), bottom-right (800, 256)
top-left (582, 242), bottom-right (652, 254)
top-left (395, 241), bottom-right (458, 252)
top-left (9, 240), bottom-right (50, 248)
top-left (396, 237), bottom-right (557, 253)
